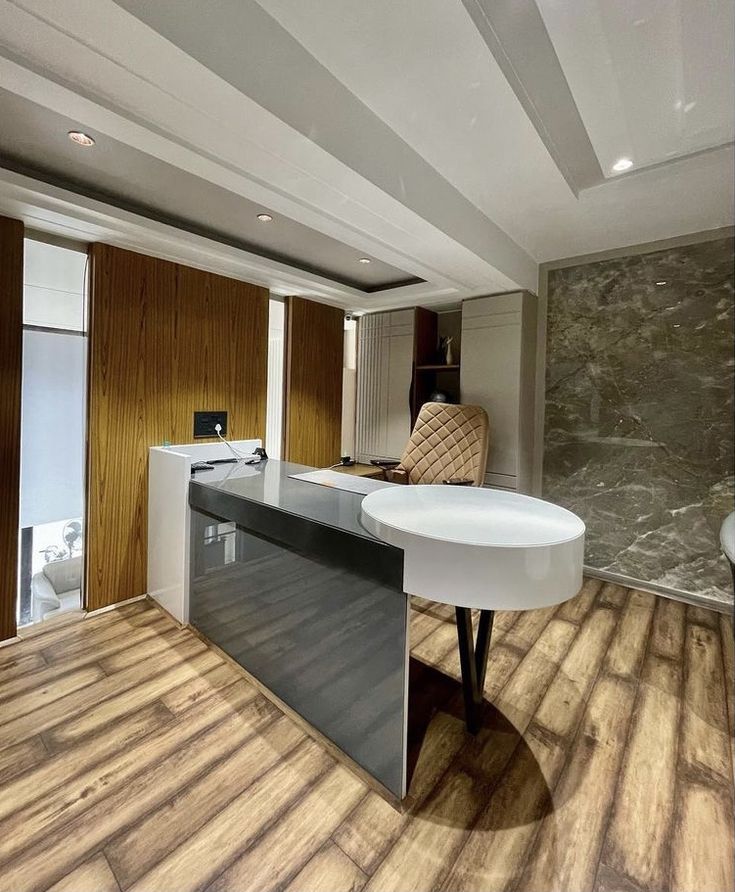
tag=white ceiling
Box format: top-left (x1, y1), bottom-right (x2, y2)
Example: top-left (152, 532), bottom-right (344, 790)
top-left (536, 0), bottom-right (735, 175)
top-left (0, 0), bottom-right (731, 312)
top-left (0, 88), bottom-right (418, 291)
top-left (256, 0), bottom-right (734, 259)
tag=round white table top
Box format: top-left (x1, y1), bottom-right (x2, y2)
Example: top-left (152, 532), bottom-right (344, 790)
top-left (361, 485), bottom-right (586, 611)
top-left (361, 485), bottom-right (584, 549)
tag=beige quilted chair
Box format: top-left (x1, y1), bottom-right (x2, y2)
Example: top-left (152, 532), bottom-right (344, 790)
top-left (388, 402), bottom-right (489, 486)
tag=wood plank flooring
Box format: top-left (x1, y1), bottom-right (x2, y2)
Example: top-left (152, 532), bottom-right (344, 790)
top-left (0, 584), bottom-right (732, 892)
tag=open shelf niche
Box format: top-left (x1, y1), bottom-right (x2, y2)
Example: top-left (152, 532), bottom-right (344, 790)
top-left (410, 306), bottom-right (462, 426)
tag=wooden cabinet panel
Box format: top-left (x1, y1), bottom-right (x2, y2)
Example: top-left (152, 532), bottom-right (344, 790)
top-left (0, 216), bottom-right (23, 641)
top-left (87, 244), bottom-right (267, 612)
top-left (285, 297), bottom-right (344, 468)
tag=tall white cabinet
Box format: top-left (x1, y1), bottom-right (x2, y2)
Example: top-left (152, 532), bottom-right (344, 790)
top-left (354, 295), bottom-right (539, 490)
top-left (356, 309), bottom-right (414, 462)
top-left (460, 292), bottom-right (538, 493)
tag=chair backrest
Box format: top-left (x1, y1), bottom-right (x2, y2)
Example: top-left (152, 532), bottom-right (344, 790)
top-left (42, 555), bottom-right (82, 594)
top-left (398, 402), bottom-right (490, 486)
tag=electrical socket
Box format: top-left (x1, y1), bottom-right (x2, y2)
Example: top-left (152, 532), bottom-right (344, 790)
top-left (193, 411), bottom-right (228, 438)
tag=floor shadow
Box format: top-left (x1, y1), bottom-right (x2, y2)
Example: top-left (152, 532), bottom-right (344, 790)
top-left (405, 658), bottom-right (462, 783)
top-left (406, 657), bottom-right (555, 831)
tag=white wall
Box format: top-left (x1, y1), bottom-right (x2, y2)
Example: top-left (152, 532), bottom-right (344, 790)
top-left (341, 318), bottom-right (357, 457)
top-left (265, 297), bottom-right (285, 459)
top-left (24, 239), bottom-right (86, 331)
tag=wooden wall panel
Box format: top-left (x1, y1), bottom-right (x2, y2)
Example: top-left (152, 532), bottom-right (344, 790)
top-left (87, 244), bottom-right (268, 611)
top-left (285, 297), bottom-right (344, 468)
top-left (0, 216), bottom-right (23, 641)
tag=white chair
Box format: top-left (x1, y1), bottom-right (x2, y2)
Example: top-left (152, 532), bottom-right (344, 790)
top-left (31, 555), bottom-right (82, 622)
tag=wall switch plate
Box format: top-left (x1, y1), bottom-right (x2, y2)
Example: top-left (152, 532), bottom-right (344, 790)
top-left (193, 411), bottom-right (228, 438)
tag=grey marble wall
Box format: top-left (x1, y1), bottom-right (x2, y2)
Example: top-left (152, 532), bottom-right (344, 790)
top-left (543, 236), bottom-right (734, 607)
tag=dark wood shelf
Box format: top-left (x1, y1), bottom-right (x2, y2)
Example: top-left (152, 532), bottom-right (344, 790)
top-left (410, 308), bottom-right (462, 426)
top-left (415, 364), bottom-right (460, 371)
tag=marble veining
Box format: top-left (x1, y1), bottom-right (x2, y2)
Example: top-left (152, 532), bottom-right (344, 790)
top-left (543, 237), bottom-right (734, 607)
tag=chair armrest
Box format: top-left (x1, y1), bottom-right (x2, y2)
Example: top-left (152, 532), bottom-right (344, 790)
top-left (388, 467), bottom-right (409, 484)
top-left (31, 572), bottom-right (61, 622)
top-left (31, 572), bottom-right (60, 605)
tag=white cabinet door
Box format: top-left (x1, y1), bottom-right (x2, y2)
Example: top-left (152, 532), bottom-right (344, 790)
top-left (461, 293), bottom-right (537, 490)
top-left (356, 310), bottom-right (414, 461)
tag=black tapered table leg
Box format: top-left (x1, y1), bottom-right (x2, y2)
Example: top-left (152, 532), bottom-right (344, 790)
top-left (475, 608), bottom-right (494, 692)
top-left (455, 606), bottom-right (495, 734)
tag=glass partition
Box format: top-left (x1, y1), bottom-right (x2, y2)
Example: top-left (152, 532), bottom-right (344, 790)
top-left (18, 238), bottom-right (87, 626)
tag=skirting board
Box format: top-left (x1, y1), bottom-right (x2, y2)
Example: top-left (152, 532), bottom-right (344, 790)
top-left (15, 608), bottom-right (86, 640)
top-left (145, 595), bottom-right (185, 629)
top-left (85, 592), bottom-right (148, 617)
top-left (9, 593), bottom-right (149, 643)
top-left (583, 565), bottom-right (733, 614)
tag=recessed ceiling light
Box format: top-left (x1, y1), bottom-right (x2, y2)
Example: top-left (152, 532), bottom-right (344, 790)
top-left (612, 157), bottom-right (633, 172)
top-left (256, 213), bottom-right (273, 222)
top-left (358, 257), bottom-right (371, 264)
top-left (68, 130), bottom-right (95, 147)
top-left (655, 281), bottom-right (668, 286)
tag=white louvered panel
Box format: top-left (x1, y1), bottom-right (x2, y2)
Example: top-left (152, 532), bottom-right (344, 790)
top-left (356, 313), bottom-right (382, 459)
top-left (356, 310), bottom-right (414, 463)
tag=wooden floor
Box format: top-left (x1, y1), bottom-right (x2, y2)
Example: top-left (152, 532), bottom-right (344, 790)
top-left (0, 580), bottom-right (732, 892)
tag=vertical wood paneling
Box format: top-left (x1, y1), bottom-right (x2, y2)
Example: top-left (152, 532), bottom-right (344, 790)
top-left (0, 216), bottom-right (23, 642)
top-left (87, 244), bottom-right (268, 612)
top-left (284, 297), bottom-right (343, 468)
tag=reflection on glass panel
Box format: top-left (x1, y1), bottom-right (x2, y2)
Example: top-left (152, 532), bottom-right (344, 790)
top-left (189, 507), bottom-right (408, 797)
top-left (18, 238), bottom-right (87, 626)
top-left (27, 519), bottom-right (84, 625)
top-left (202, 521), bottom-right (237, 570)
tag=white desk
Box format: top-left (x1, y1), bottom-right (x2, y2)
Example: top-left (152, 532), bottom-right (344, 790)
top-left (361, 485), bottom-right (585, 731)
top-left (148, 439), bottom-right (261, 622)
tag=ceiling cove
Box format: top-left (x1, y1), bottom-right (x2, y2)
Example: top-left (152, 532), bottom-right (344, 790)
top-left (0, 0), bottom-right (730, 310)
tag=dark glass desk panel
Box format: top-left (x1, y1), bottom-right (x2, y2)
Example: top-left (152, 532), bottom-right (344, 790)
top-left (190, 507), bottom-right (408, 798)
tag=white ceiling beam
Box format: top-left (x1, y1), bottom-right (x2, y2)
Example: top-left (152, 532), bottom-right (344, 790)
top-left (0, 0), bottom-right (533, 296)
top-left (0, 167), bottom-right (466, 311)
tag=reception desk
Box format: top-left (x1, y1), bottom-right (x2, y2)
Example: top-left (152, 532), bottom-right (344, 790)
top-left (187, 459), bottom-right (410, 800)
top-left (184, 457), bottom-right (585, 802)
